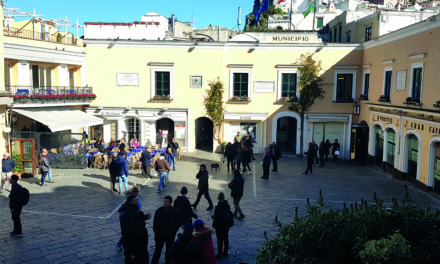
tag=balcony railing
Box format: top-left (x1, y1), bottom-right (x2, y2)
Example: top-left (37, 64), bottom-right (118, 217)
top-left (5, 85), bottom-right (96, 104)
top-left (4, 27), bottom-right (80, 46)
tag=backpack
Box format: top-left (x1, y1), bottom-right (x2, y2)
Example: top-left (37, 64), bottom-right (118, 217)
top-left (224, 209), bottom-right (234, 228)
top-left (20, 187), bottom-right (30, 206)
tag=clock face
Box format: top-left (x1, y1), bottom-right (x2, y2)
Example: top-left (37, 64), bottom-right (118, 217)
top-left (191, 76), bottom-right (202, 87)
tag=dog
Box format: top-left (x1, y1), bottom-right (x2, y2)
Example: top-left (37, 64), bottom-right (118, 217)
top-left (210, 163), bottom-right (220, 171)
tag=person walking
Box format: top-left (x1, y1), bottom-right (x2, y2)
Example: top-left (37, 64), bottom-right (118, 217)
top-left (236, 143), bottom-right (244, 171)
top-left (261, 147), bottom-right (272, 179)
top-left (324, 139), bottom-right (332, 161)
top-left (1, 152), bottom-right (15, 192)
top-left (224, 142), bottom-right (236, 173)
top-left (156, 129), bottom-right (163, 148)
top-left (166, 222), bottom-right (202, 264)
top-left (154, 153), bottom-right (170, 192)
top-left (212, 192), bottom-right (232, 259)
top-left (192, 219), bottom-right (216, 264)
top-left (271, 142), bottom-right (282, 172)
top-left (39, 148), bottom-right (51, 187)
top-left (124, 210), bottom-right (151, 264)
top-left (318, 142), bottom-right (326, 167)
top-left (247, 135), bottom-right (256, 160)
top-left (109, 152), bottom-right (118, 194)
top-left (164, 148), bottom-right (175, 181)
top-left (312, 140), bottom-right (319, 166)
top-left (167, 138), bottom-right (179, 171)
top-left (141, 147), bottom-right (152, 178)
top-left (332, 139), bottom-right (341, 161)
top-left (151, 195), bottom-right (180, 264)
top-left (303, 143), bottom-right (315, 175)
top-left (228, 169), bottom-right (245, 219)
top-left (242, 146), bottom-right (252, 174)
top-left (9, 174), bottom-right (24, 238)
top-left (174, 186), bottom-right (198, 227)
top-left (110, 153), bottom-right (130, 194)
top-left (191, 164), bottom-right (214, 210)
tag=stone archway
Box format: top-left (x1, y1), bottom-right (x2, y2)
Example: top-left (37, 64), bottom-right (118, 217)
top-left (195, 117), bottom-right (214, 152)
top-left (272, 112), bottom-right (301, 155)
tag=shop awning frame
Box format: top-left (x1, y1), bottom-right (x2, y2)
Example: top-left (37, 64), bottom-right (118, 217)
top-left (13, 106), bottom-right (103, 132)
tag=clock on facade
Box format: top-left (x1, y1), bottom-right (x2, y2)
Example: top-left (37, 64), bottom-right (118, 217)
top-left (191, 75), bottom-right (203, 88)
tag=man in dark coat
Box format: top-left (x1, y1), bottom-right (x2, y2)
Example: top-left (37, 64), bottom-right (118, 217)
top-left (9, 175), bottom-right (23, 237)
top-left (141, 146), bottom-right (152, 178)
top-left (303, 143), bottom-right (315, 175)
top-left (311, 140), bottom-right (319, 166)
top-left (261, 147), bottom-right (272, 179)
top-left (271, 142), bottom-right (282, 172)
top-left (156, 129), bottom-right (163, 148)
top-left (174, 186), bottom-right (198, 227)
top-left (324, 139), bottom-right (332, 161)
top-left (236, 143), bottom-right (244, 171)
top-left (228, 169), bottom-right (245, 219)
top-left (167, 138), bottom-right (179, 171)
top-left (191, 164), bottom-right (214, 210)
top-left (318, 142), bottom-right (326, 167)
top-left (166, 222), bottom-right (202, 264)
top-left (125, 211), bottom-right (152, 263)
top-left (332, 139), bottom-right (341, 161)
top-left (152, 195), bottom-right (180, 264)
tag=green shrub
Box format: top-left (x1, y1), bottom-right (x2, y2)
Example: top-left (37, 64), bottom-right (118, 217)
top-left (257, 187), bottom-right (440, 264)
top-left (359, 233), bottom-right (411, 264)
top-left (12, 154), bottom-right (23, 173)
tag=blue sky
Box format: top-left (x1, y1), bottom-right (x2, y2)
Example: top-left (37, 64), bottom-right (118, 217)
top-left (5, 0), bottom-right (255, 37)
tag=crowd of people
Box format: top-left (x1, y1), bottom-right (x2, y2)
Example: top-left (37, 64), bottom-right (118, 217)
top-left (114, 164), bottom-right (245, 264)
top-left (303, 139), bottom-right (341, 175)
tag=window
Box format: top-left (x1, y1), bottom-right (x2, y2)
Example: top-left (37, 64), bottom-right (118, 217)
top-left (383, 68), bottom-right (393, 100)
top-left (317, 18), bottom-right (323, 28)
top-left (69, 69), bottom-right (75, 88)
top-left (150, 68), bottom-right (174, 99)
top-left (4, 63), bottom-right (11, 87)
top-left (365, 27), bottom-right (372, 41)
top-left (346, 32), bottom-right (351, 43)
top-left (229, 69), bottom-right (252, 100)
top-left (329, 30), bottom-right (332, 43)
top-left (410, 63), bottom-right (423, 103)
top-left (31, 65), bottom-right (51, 88)
top-left (363, 72), bottom-right (370, 96)
top-left (281, 73), bottom-right (297, 98)
top-left (334, 71), bottom-right (356, 102)
top-left (155, 71), bottom-right (170, 96)
top-left (338, 24), bottom-right (342, 42)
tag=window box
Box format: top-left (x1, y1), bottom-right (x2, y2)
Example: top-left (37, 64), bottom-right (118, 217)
top-left (403, 97), bottom-right (421, 106)
top-left (358, 94), bottom-right (368, 100)
top-left (230, 96), bottom-right (250, 102)
top-left (334, 97), bottom-right (354, 103)
top-left (153, 95), bottom-right (171, 100)
top-left (280, 96), bottom-right (299, 103)
top-left (378, 95), bottom-right (390, 102)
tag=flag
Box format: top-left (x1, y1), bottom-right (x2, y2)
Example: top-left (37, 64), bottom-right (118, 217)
top-left (302, 1), bottom-right (315, 17)
top-left (277, 0), bottom-right (286, 3)
top-left (253, 0), bottom-right (270, 22)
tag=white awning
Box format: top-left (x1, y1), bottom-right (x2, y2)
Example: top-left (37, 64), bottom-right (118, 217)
top-left (13, 106), bottom-right (103, 132)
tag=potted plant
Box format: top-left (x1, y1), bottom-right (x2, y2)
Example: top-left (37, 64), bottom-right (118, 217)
top-left (379, 95), bottom-right (389, 102)
top-left (153, 95), bottom-right (171, 100)
top-left (358, 94), bottom-right (368, 100)
top-left (281, 96), bottom-right (298, 102)
top-left (12, 154), bottom-right (24, 174)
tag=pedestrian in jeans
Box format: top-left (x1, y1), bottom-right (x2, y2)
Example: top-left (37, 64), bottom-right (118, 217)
top-left (167, 138), bottom-right (179, 171)
top-left (110, 153), bottom-right (129, 194)
top-left (228, 169), bottom-right (245, 219)
top-left (39, 149), bottom-right (51, 186)
top-left (164, 148), bottom-right (175, 181)
top-left (154, 153), bottom-right (170, 192)
top-left (1, 152), bottom-right (15, 192)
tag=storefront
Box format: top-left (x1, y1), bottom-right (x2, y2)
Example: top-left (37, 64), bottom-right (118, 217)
top-left (370, 108), bottom-right (440, 193)
top-left (86, 107), bottom-right (188, 149)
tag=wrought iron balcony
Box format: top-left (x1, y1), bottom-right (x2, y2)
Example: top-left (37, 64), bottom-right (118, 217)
top-left (5, 85), bottom-right (96, 104)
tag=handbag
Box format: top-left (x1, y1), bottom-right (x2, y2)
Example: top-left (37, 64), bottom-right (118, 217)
top-left (38, 167), bottom-right (42, 175)
top-left (335, 149), bottom-right (340, 155)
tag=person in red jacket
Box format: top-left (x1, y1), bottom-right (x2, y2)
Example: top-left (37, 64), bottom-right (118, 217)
top-left (192, 219), bottom-right (216, 264)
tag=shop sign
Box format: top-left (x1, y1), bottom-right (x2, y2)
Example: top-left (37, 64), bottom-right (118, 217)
top-left (408, 121), bottom-right (440, 135)
top-left (373, 114), bottom-right (393, 124)
top-left (240, 116), bottom-right (251, 120)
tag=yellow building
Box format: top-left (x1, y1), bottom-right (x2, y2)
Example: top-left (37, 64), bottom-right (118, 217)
top-left (84, 32), bottom-right (362, 157)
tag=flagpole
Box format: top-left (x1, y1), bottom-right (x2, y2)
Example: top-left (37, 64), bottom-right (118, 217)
top-left (312, 0), bottom-right (316, 31)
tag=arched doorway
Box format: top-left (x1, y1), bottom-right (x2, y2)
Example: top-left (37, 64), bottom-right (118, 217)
top-left (374, 125), bottom-right (384, 167)
top-left (276, 116), bottom-right (297, 154)
top-left (156, 118), bottom-right (174, 147)
top-left (407, 134), bottom-right (419, 180)
top-left (385, 128), bottom-right (396, 174)
top-left (431, 141), bottom-right (440, 194)
top-left (354, 120), bottom-right (369, 163)
top-left (195, 117), bottom-right (214, 152)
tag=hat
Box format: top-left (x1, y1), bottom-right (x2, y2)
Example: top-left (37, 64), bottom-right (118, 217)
top-left (183, 222), bottom-right (193, 233)
top-left (193, 219), bottom-right (205, 230)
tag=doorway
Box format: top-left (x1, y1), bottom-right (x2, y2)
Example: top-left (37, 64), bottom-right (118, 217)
top-left (127, 118), bottom-right (140, 141)
top-left (353, 123), bottom-right (369, 163)
top-left (407, 134), bottom-right (418, 180)
top-left (276, 116), bottom-right (297, 154)
top-left (195, 117), bottom-right (213, 152)
top-left (374, 126), bottom-right (384, 168)
top-left (432, 142), bottom-right (440, 194)
top-left (156, 118), bottom-right (174, 147)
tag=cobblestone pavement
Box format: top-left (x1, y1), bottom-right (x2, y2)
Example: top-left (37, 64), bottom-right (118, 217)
top-left (1, 153), bottom-right (440, 264)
